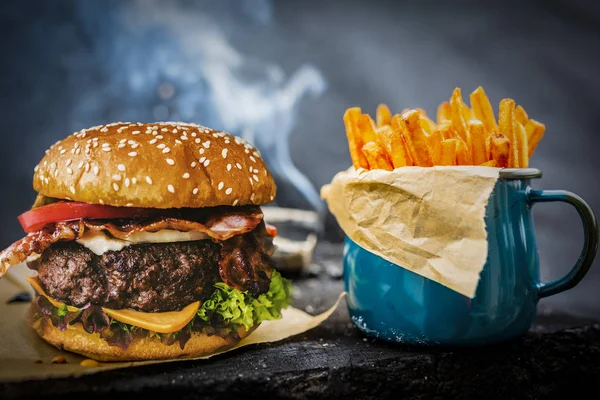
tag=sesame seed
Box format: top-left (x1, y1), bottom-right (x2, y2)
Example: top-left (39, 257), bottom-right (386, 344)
top-left (167, 184), bottom-right (175, 193)
top-left (131, 143), bottom-right (139, 149)
top-left (249, 166), bottom-right (253, 172)
top-left (125, 177), bottom-right (130, 187)
top-left (99, 199), bottom-right (104, 204)
top-left (162, 147), bottom-right (170, 154)
top-left (222, 148), bottom-right (228, 158)
top-left (132, 130), bottom-right (140, 135)
top-left (225, 188), bottom-right (233, 195)
top-left (60, 149), bottom-right (66, 154)
top-left (102, 142), bottom-right (110, 147)
top-left (156, 135), bottom-right (163, 139)
top-left (202, 141), bottom-right (211, 148)
top-left (149, 139), bottom-right (157, 144)
top-left (145, 176), bottom-right (153, 184)
top-left (85, 163), bottom-right (90, 172)
top-left (157, 143), bottom-right (166, 149)
top-left (166, 158), bottom-right (175, 165)
top-left (195, 138), bottom-right (201, 144)
top-left (85, 149), bottom-right (91, 154)
top-left (251, 193), bottom-right (255, 202)
top-left (199, 157), bottom-right (206, 163)
top-left (128, 152), bottom-right (137, 157)
top-left (66, 167), bottom-right (73, 175)
top-left (236, 163), bottom-right (242, 169)
top-left (70, 186), bottom-right (76, 194)
top-left (218, 182), bottom-right (224, 190)
top-left (199, 148), bottom-right (205, 154)
top-left (191, 161), bottom-right (197, 168)
top-left (127, 140), bottom-right (136, 145)
top-left (112, 174), bottom-right (121, 181)
top-left (50, 162), bottom-right (57, 170)
top-left (44, 177), bottom-right (49, 184)
top-left (77, 161), bottom-right (84, 169)
top-left (120, 139), bottom-right (127, 144)
top-left (175, 140), bottom-right (182, 145)
top-left (180, 136), bottom-right (187, 141)
top-left (172, 129), bottom-right (178, 133)
top-left (191, 132), bottom-right (197, 137)
top-left (253, 168), bottom-right (259, 174)
top-left (113, 183), bottom-right (119, 191)
top-left (132, 177), bottom-right (137, 184)
top-left (126, 203), bottom-right (133, 207)
top-left (227, 164), bottom-right (232, 171)
top-left (93, 166), bottom-right (99, 176)
top-left (270, 196), bottom-right (274, 201)
top-left (232, 199), bottom-right (238, 206)
top-left (100, 127), bottom-right (108, 133)
top-left (253, 151), bottom-right (261, 158)
top-left (203, 159), bottom-right (210, 167)
top-left (118, 143), bottom-right (126, 148)
top-left (250, 156), bottom-right (256, 163)
top-left (213, 133), bottom-right (219, 138)
top-left (118, 164), bottom-right (126, 172)
top-left (249, 178), bottom-right (254, 186)
top-left (244, 149), bottom-right (249, 154)
top-left (193, 187), bottom-right (199, 195)
top-left (102, 147), bottom-right (111, 152)
top-left (253, 175), bottom-right (259, 182)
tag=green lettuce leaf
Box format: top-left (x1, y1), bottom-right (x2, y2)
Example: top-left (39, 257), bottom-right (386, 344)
top-left (197, 270), bottom-right (291, 330)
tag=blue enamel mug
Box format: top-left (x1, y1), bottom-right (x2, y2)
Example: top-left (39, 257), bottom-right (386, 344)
top-left (343, 168), bottom-right (599, 346)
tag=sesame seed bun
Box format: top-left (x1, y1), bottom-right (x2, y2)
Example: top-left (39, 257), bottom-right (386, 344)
top-left (32, 122), bottom-right (276, 208)
top-left (31, 314), bottom-right (257, 362)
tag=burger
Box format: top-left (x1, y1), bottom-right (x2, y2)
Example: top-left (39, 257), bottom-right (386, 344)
top-left (0, 122), bottom-right (291, 361)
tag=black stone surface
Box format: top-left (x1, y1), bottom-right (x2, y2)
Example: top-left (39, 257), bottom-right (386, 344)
top-left (1, 243), bottom-right (599, 400)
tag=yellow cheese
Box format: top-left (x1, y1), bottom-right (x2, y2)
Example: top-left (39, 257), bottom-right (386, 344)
top-left (102, 302), bottom-right (199, 334)
top-left (25, 276), bottom-right (200, 333)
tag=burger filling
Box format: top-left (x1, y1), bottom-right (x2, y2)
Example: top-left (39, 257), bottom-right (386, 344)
top-left (0, 202), bottom-right (291, 351)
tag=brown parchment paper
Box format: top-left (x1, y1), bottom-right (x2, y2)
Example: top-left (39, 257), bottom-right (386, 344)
top-left (0, 264), bottom-right (344, 382)
top-left (321, 166), bottom-right (500, 298)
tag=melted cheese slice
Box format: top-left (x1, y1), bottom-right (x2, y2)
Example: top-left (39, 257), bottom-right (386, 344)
top-left (25, 276), bottom-right (199, 333)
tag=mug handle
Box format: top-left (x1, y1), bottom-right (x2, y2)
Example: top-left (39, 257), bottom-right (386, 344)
top-left (528, 189), bottom-right (599, 298)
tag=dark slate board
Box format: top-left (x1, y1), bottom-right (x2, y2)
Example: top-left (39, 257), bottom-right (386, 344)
top-left (1, 243), bottom-right (599, 400)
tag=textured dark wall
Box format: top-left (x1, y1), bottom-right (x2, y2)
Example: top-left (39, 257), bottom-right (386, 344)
top-left (1, 0), bottom-right (599, 316)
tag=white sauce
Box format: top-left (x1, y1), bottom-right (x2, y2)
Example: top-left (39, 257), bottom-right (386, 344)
top-left (76, 230), bottom-right (210, 256)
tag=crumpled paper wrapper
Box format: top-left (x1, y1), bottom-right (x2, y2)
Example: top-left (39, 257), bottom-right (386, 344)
top-left (0, 264), bottom-right (343, 382)
top-left (321, 166), bottom-right (500, 298)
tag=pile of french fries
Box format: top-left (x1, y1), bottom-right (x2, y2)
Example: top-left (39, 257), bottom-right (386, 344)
top-left (343, 86), bottom-right (546, 170)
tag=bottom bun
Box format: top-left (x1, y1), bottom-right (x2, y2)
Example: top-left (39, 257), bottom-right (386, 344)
top-left (31, 315), bottom-right (257, 362)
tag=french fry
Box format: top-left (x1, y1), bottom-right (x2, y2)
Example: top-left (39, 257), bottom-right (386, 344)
top-left (526, 119), bottom-right (546, 157)
top-left (498, 98), bottom-right (519, 168)
top-left (398, 111), bottom-right (433, 166)
top-left (362, 141), bottom-right (393, 171)
top-left (468, 120), bottom-right (487, 165)
top-left (515, 105), bottom-right (529, 126)
top-left (515, 121), bottom-right (529, 168)
top-left (428, 129), bottom-right (444, 164)
top-left (455, 138), bottom-right (472, 165)
top-left (480, 160), bottom-right (497, 167)
top-left (376, 103), bottom-right (392, 127)
top-left (488, 133), bottom-right (510, 168)
top-left (343, 107), bottom-right (368, 169)
top-left (416, 108), bottom-right (437, 134)
top-left (376, 125), bottom-right (412, 167)
top-left (357, 114), bottom-right (377, 144)
top-left (450, 88), bottom-right (468, 141)
top-left (435, 121), bottom-right (460, 140)
top-left (437, 101), bottom-right (451, 124)
top-left (438, 139), bottom-right (457, 166)
top-left (470, 86), bottom-right (497, 134)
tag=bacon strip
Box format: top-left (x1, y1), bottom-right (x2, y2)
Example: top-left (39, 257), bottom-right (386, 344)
top-left (0, 206), bottom-right (263, 278)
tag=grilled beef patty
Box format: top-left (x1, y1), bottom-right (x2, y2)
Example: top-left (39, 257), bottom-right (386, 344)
top-left (28, 231), bottom-right (274, 312)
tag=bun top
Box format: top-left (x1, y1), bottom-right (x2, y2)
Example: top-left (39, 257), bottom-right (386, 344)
top-left (33, 122), bottom-right (276, 208)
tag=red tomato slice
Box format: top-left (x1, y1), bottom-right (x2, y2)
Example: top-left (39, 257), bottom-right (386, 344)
top-left (18, 202), bottom-right (168, 233)
top-left (265, 223), bottom-right (278, 237)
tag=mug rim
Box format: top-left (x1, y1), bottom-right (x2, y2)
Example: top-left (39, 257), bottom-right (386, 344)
top-left (499, 168), bottom-right (542, 180)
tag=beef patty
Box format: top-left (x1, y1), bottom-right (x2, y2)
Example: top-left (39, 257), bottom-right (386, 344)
top-left (28, 232), bottom-right (274, 312)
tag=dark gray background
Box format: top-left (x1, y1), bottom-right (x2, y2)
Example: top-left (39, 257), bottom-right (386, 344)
top-left (1, 0), bottom-right (599, 317)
